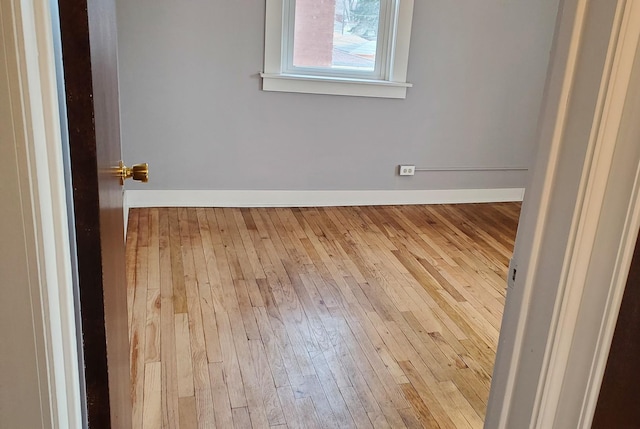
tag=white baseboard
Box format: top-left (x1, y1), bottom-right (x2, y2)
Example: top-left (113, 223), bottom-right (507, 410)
top-left (125, 188), bottom-right (525, 208)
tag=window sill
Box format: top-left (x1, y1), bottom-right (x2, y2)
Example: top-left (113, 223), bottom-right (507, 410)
top-left (260, 72), bottom-right (412, 99)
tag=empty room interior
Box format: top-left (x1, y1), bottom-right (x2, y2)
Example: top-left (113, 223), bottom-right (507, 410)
top-left (9, 0), bottom-right (640, 427)
top-left (118, 0), bottom-right (558, 427)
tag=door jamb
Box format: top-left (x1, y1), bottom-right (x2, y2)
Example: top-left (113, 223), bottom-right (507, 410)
top-left (489, 0), bottom-right (640, 427)
top-left (4, 0), bottom-right (82, 427)
top-left (534, 0), bottom-right (640, 426)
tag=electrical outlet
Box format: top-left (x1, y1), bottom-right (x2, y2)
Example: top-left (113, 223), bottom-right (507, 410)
top-left (399, 165), bottom-right (416, 176)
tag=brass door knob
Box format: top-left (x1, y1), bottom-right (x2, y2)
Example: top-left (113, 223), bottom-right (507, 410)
top-left (116, 161), bottom-right (149, 185)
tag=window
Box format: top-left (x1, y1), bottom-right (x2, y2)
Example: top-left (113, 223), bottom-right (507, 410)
top-left (261, 0), bottom-right (415, 99)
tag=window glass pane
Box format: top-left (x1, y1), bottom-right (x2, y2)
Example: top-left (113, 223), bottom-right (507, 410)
top-left (293, 0), bottom-right (380, 72)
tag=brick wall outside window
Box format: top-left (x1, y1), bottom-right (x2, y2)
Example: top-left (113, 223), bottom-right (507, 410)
top-left (293, 0), bottom-right (335, 67)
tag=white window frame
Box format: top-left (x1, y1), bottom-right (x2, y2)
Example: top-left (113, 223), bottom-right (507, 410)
top-left (261, 0), bottom-right (414, 99)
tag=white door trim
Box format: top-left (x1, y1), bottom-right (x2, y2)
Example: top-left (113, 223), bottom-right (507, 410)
top-left (578, 134), bottom-right (640, 427)
top-left (5, 0), bottom-right (83, 427)
top-left (489, 0), bottom-right (640, 427)
top-left (533, 0), bottom-right (640, 426)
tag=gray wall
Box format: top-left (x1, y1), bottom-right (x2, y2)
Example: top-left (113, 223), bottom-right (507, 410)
top-left (117, 0), bottom-right (560, 191)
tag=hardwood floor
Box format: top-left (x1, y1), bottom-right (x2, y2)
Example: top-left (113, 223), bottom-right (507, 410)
top-left (126, 203), bottom-right (520, 428)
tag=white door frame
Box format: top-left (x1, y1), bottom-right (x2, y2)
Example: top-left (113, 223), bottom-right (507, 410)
top-left (2, 0), bottom-right (82, 427)
top-left (9, 0), bottom-right (640, 428)
top-left (535, 1), bottom-right (640, 426)
top-left (486, 0), bottom-right (640, 427)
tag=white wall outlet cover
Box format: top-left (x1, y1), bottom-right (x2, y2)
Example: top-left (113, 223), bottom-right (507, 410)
top-left (399, 165), bottom-right (416, 176)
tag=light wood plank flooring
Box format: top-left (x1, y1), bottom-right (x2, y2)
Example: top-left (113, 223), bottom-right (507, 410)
top-left (127, 203), bottom-right (520, 428)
